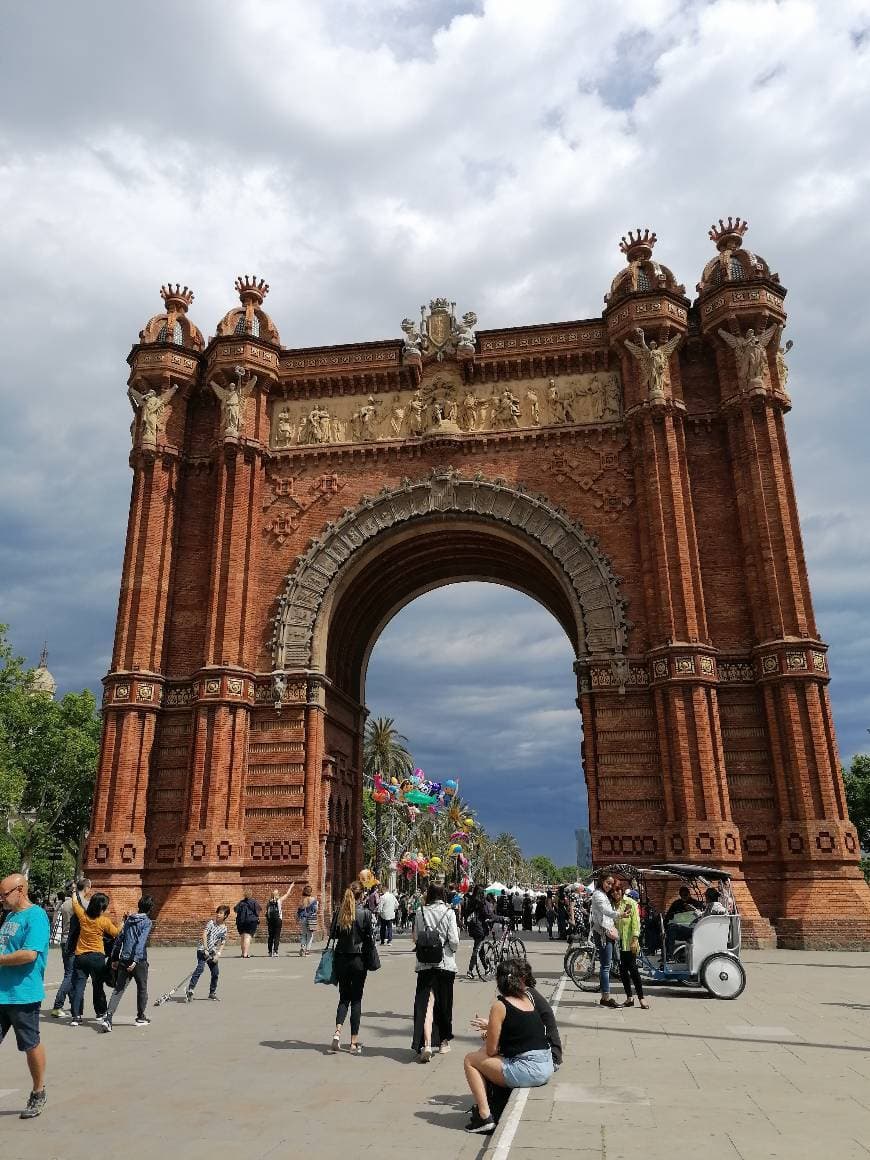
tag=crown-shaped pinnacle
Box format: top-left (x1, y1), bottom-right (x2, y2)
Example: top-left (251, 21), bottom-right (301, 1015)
top-left (619, 228), bottom-right (657, 262)
top-left (160, 283), bottom-right (194, 311)
top-left (235, 274), bottom-right (270, 304)
top-left (709, 216), bottom-right (749, 250)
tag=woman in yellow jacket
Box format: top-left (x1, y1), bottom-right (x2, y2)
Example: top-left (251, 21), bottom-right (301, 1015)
top-left (613, 882), bottom-right (649, 1009)
top-left (69, 891), bottom-right (120, 1026)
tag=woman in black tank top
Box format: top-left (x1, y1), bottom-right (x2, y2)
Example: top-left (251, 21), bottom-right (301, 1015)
top-left (462, 958), bottom-right (554, 1135)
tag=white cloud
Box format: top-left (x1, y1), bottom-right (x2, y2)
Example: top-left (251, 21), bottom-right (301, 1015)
top-left (2, 0), bottom-right (870, 854)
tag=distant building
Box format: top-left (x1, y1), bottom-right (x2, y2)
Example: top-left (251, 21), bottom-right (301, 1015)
top-left (575, 827), bottom-right (592, 870)
top-left (29, 644), bottom-right (57, 699)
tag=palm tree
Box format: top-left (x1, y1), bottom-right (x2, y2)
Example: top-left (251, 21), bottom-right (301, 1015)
top-left (363, 717), bottom-right (414, 875)
top-left (363, 716), bottom-right (414, 779)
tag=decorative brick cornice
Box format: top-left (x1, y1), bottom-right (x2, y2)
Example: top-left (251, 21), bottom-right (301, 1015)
top-left (192, 669), bottom-right (256, 705)
top-left (696, 282), bottom-right (786, 335)
top-left (127, 344), bottom-right (201, 374)
top-left (204, 336), bottom-right (281, 372)
top-left (647, 646), bottom-right (718, 685)
top-left (753, 640), bottom-right (829, 682)
top-left (102, 672), bottom-right (165, 710)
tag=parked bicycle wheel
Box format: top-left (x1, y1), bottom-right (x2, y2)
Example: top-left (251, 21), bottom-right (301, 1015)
top-left (505, 935), bottom-right (526, 960)
top-left (568, 945), bottom-right (601, 992)
top-left (476, 939), bottom-right (497, 981)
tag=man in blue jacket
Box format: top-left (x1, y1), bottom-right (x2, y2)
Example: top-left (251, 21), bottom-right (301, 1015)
top-left (98, 896), bottom-right (154, 1032)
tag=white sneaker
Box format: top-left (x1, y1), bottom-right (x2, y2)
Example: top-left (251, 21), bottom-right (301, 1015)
top-left (419, 1045), bottom-right (433, 1063)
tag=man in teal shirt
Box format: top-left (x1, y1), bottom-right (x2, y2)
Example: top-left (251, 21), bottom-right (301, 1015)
top-left (0, 872), bottom-right (50, 1119)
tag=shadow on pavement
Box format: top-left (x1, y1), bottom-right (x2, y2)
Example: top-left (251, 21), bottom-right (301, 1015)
top-left (260, 1038), bottom-right (414, 1061)
top-left (566, 1022), bottom-right (870, 1053)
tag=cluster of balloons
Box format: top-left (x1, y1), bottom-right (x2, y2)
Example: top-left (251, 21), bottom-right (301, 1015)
top-left (371, 770), bottom-right (460, 816)
top-left (396, 808), bottom-right (476, 890)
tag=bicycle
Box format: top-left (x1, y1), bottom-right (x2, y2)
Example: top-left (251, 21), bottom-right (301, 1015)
top-left (474, 922), bottom-right (527, 980)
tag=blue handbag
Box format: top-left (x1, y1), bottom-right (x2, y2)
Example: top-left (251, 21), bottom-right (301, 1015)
top-left (314, 940), bottom-right (337, 985)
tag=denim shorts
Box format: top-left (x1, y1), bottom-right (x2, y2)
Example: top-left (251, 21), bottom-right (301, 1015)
top-left (502, 1048), bottom-right (554, 1089)
top-left (0, 1002), bottom-right (41, 1052)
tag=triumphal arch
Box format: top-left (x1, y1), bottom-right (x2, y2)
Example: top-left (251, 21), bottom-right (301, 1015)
top-left (87, 220), bottom-right (870, 946)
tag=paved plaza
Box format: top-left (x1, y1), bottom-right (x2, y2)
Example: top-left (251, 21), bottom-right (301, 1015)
top-left (1, 934), bottom-right (869, 1159)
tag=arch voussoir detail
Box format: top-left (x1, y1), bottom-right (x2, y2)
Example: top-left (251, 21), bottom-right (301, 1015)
top-left (271, 467), bottom-right (628, 670)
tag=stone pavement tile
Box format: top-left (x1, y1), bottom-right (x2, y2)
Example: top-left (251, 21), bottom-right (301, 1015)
top-left (727, 1131), bottom-right (870, 1160)
top-left (601, 1123), bottom-right (743, 1159)
top-left (510, 1118), bottom-right (604, 1152)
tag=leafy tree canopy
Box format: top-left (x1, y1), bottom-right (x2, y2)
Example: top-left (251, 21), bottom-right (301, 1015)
top-left (0, 624), bottom-right (101, 876)
top-left (844, 752), bottom-right (870, 851)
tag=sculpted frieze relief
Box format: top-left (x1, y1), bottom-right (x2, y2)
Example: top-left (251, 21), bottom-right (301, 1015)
top-left (269, 371), bottom-right (622, 449)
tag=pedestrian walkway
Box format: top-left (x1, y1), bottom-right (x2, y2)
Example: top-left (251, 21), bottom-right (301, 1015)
top-left (1, 935), bottom-right (868, 1159)
top-left (489, 943), bottom-right (870, 1160)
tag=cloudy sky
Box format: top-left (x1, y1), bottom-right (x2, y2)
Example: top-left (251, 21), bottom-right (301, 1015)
top-left (1, 0), bottom-right (869, 865)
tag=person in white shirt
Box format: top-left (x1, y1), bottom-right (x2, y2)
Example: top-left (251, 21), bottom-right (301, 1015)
top-left (411, 884), bottom-right (460, 1061)
top-left (377, 889), bottom-right (398, 946)
top-left (589, 873), bottom-right (619, 1009)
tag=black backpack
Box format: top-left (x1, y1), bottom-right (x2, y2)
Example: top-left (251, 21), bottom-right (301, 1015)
top-left (415, 907), bottom-right (448, 966)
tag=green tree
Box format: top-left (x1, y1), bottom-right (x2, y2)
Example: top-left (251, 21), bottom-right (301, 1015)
top-left (844, 752), bottom-right (870, 852)
top-left (528, 855), bottom-right (559, 884)
top-left (0, 625), bottom-right (101, 876)
top-left (557, 864), bottom-right (581, 883)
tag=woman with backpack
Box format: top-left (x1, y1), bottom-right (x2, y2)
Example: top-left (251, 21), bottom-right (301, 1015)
top-left (234, 891), bottom-right (262, 958)
top-left (411, 882), bottom-right (460, 1062)
top-left (265, 883), bottom-right (296, 958)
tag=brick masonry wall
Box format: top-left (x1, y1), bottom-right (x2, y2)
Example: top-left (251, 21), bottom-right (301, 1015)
top-left (87, 289), bottom-right (870, 945)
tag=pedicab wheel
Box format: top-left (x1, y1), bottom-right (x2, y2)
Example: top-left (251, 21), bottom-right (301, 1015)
top-left (700, 953), bottom-right (746, 1000)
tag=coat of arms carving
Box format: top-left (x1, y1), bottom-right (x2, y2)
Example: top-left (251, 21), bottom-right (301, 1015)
top-left (401, 298), bottom-right (477, 363)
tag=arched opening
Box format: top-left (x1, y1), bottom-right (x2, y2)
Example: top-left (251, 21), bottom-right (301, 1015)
top-left (365, 581), bottom-right (587, 878)
top-left (272, 470), bottom-right (627, 905)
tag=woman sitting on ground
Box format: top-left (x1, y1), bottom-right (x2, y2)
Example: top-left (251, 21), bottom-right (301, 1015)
top-left (463, 958), bottom-right (554, 1135)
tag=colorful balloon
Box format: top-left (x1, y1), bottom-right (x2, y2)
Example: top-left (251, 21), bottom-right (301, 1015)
top-left (448, 842), bottom-right (463, 855)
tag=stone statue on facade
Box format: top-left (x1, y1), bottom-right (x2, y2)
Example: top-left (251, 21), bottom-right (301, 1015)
top-left (401, 317), bottom-right (424, 357)
top-left (776, 337), bottom-right (794, 391)
top-left (717, 324), bottom-right (777, 393)
top-left (301, 403), bottom-right (331, 444)
top-left (351, 395), bottom-right (380, 441)
top-left (275, 407), bottom-right (295, 446)
top-left (128, 381), bottom-right (179, 446)
top-left (494, 387), bottom-right (521, 429)
top-left (547, 379), bottom-right (573, 424)
top-left (460, 390), bottom-right (478, 432)
top-left (209, 365), bottom-right (258, 438)
top-left (604, 373), bottom-right (622, 419)
top-left (388, 395), bottom-right (406, 438)
top-left (526, 388), bottom-right (540, 426)
top-left (408, 390), bottom-right (426, 437)
top-left (453, 310), bottom-right (477, 353)
top-left (624, 328), bottom-right (682, 400)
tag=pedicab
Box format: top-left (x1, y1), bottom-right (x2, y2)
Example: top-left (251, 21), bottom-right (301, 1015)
top-left (565, 863), bottom-right (746, 1000)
